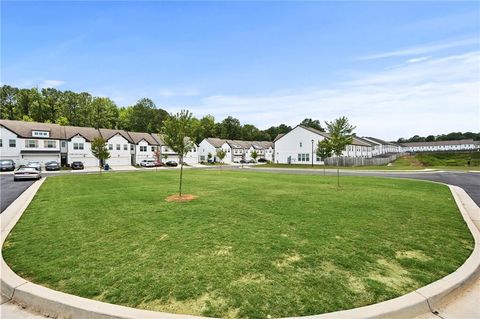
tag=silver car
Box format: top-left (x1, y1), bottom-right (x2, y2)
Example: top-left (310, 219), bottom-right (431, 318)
top-left (26, 161), bottom-right (42, 171)
top-left (14, 167), bottom-right (41, 181)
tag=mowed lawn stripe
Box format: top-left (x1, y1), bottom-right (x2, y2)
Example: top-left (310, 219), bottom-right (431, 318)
top-left (2, 170), bottom-right (474, 318)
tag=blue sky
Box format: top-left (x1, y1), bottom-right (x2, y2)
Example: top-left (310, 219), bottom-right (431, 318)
top-left (2, 1), bottom-right (479, 139)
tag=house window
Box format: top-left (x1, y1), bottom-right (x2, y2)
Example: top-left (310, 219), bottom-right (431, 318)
top-left (9, 139), bottom-right (16, 147)
top-left (140, 146), bottom-right (147, 152)
top-left (0, 139), bottom-right (2, 147)
top-left (109, 144), bottom-right (113, 150)
top-left (130, 145), bottom-right (134, 151)
top-left (44, 140), bottom-right (56, 148)
top-left (116, 144), bottom-right (120, 150)
top-left (124, 144), bottom-right (128, 151)
top-left (32, 131), bottom-right (49, 137)
top-left (74, 143), bottom-right (79, 150)
top-left (298, 154), bottom-right (301, 161)
top-left (151, 146), bottom-right (155, 152)
top-left (61, 141), bottom-right (66, 147)
top-left (299, 142), bottom-right (302, 147)
top-left (25, 140), bottom-right (38, 148)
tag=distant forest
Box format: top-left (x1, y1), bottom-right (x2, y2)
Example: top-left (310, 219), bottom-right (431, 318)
top-left (397, 132), bottom-right (480, 143)
top-left (1, 85), bottom-right (477, 144)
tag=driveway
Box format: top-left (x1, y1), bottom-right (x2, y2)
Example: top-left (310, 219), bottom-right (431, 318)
top-left (0, 175), bottom-right (35, 213)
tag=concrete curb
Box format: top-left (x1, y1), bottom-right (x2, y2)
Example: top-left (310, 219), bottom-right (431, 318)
top-left (1, 181), bottom-right (479, 319)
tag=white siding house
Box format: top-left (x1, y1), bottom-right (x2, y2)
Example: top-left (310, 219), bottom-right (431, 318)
top-left (99, 129), bottom-right (133, 166)
top-left (274, 125), bottom-right (328, 164)
top-left (198, 138), bottom-right (225, 162)
top-left (0, 120), bottom-right (63, 166)
top-left (401, 139), bottom-right (479, 152)
top-left (152, 134), bottom-right (198, 165)
top-left (64, 126), bottom-right (101, 167)
top-left (128, 131), bottom-right (160, 165)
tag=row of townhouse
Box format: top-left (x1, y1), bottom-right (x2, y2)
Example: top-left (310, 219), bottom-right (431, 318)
top-left (401, 139), bottom-right (479, 152)
top-left (273, 125), bottom-right (404, 164)
top-left (198, 138), bottom-right (274, 163)
top-left (0, 119), bottom-right (198, 167)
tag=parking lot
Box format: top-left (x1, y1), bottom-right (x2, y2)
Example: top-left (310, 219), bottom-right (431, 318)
top-left (0, 175), bottom-right (35, 213)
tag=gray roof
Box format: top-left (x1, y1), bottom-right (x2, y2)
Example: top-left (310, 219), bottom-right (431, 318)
top-left (127, 131), bottom-right (158, 145)
top-left (205, 137), bottom-right (226, 148)
top-left (64, 125), bottom-right (101, 142)
top-left (401, 139), bottom-right (477, 147)
top-left (273, 133), bottom-right (285, 143)
top-left (151, 133), bottom-right (165, 146)
top-left (363, 136), bottom-right (396, 146)
top-left (297, 125), bottom-right (371, 147)
top-left (99, 128), bottom-right (133, 143)
top-left (0, 119), bottom-right (65, 139)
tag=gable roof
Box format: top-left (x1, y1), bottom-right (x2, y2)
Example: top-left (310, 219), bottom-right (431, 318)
top-left (0, 119), bottom-right (65, 139)
top-left (151, 133), bottom-right (165, 146)
top-left (99, 128), bottom-right (133, 143)
top-left (64, 125), bottom-right (101, 142)
top-left (273, 133), bottom-right (285, 143)
top-left (363, 136), bottom-right (396, 146)
top-left (205, 137), bottom-right (226, 148)
top-left (127, 131), bottom-right (158, 145)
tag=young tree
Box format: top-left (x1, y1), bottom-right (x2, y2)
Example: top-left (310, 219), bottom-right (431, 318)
top-left (216, 149), bottom-right (226, 164)
top-left (325, 116), bottom-right (355, 187)
top-left (207, 152), bottom-right (212, 163)
top-left (251, 150), bottom-right (258, 162)
top-left (153, 147), bottom-right (161, 171)
top-left (316, 139), bottom-right (333, 176)
top-left (162, 110), bottom-right (195, 197)
top-left (91, 136), bottom-right (110, 175)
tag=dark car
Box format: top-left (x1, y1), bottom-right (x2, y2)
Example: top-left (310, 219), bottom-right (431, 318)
top-left (239, 159), bottom-right (247, 164)
top-left (248, 159), bottom-right (256, 163)
top-left (0, 159), bottom-right (15, 171)
top-left (257, 158), bottom-right (268, 163)
top-left (45, 161), bottom-right (60, 171)
top-left (165, 161), bottom-right (178, 167)
top-left (71, 161), bottom-right (84, 170)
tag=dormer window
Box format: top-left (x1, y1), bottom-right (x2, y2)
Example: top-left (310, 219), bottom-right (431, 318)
top-left (32, 131), bottom-right (50, 138)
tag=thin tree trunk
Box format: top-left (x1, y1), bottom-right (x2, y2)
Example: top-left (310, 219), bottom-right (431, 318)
top-left (179, 161), bottom-right (184, 197)
top-left (337, 156), bottom-right (340, 187)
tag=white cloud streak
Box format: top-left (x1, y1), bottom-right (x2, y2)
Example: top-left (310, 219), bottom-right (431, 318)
top-left (40, 80), bottom-right (65, 88)
top-left (358, 37), bottom-right (479, 61)
top-left (190, 51), bottom-right (480, 140)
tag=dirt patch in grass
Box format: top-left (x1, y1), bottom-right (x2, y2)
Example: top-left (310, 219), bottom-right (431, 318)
top-left (165, 194), bottom-right (198, 202)
top-left (395, 250), bottom-right (431, 261)
top-left (369, 259), bottom-right (416, 289)
top-left (274, 252), bottom-right (302, 268)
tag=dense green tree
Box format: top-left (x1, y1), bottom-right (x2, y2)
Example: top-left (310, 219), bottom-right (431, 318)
top-left (300, 118), bottom-right (324, 131)
top-left (218, 116), bottom-right (242, 140)
top-left (0, 85), bottom-right (19, 120)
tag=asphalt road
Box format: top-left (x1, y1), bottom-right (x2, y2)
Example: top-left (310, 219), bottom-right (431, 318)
top-left (0, 175), bottom-right (35, 213)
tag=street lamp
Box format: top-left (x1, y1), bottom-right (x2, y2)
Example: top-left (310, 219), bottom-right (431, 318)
top-left (311, 139), bottom-right (314, 167)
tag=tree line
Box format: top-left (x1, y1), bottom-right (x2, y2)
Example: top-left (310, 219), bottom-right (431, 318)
top-left (398, 132), bottom-right (480, 143)
top-left (0, 85), bottom-right (328, 143)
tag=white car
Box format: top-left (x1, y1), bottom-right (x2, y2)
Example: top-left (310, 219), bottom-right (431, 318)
top-left (26, 161), bottom-right (42, 171)
top-left (139, 159), bottom-right (156, 167)
top-left (14, 167), bottom-right (41, 181)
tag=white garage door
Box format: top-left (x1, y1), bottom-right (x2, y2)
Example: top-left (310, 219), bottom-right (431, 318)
top-left (22, 154), bottom-right (60, 166)
top-left (106, 155), bottom-right (131, 166)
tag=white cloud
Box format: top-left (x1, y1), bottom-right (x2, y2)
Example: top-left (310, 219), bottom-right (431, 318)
top-left (190, 51), bottom-right (480, 140)
top-left (358, 37), bottom-right (479, 61)
top-left (158, 88), bottom-right (199, 97)
top-left (40, 80), bottom-right (65, 88)
top-left (406, 56), bottom-right (431, 64)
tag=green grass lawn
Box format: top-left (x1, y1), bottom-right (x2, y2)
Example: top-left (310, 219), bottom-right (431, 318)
top-left (259, 152), bottom-right (480, 171)
top-left (2, 170), bottom-right (474, 318)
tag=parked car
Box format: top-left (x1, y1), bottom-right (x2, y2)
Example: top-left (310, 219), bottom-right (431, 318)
top-left (239, 159), bottom-right (247, 164)
top-left (139, 159), bottom-right (156, 167)
top-left (45, 161), bottom-right (60, 171)
top-left (248, 159), bottom-right (256, 163)
top-left (154, 162), bottom-right (164, 167)
top-left (26, 161), bottom-right (41, 171)
top-left (165, 161), bottom-right (178, 167)
top-left (71, 161), bottom-right (84, 170)
top-left (257, 158), bottom-right (268, 163)
top-left (14, 167), bottom-right (41, 181)
top-left (0, 159), bottom-right (15, 171)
